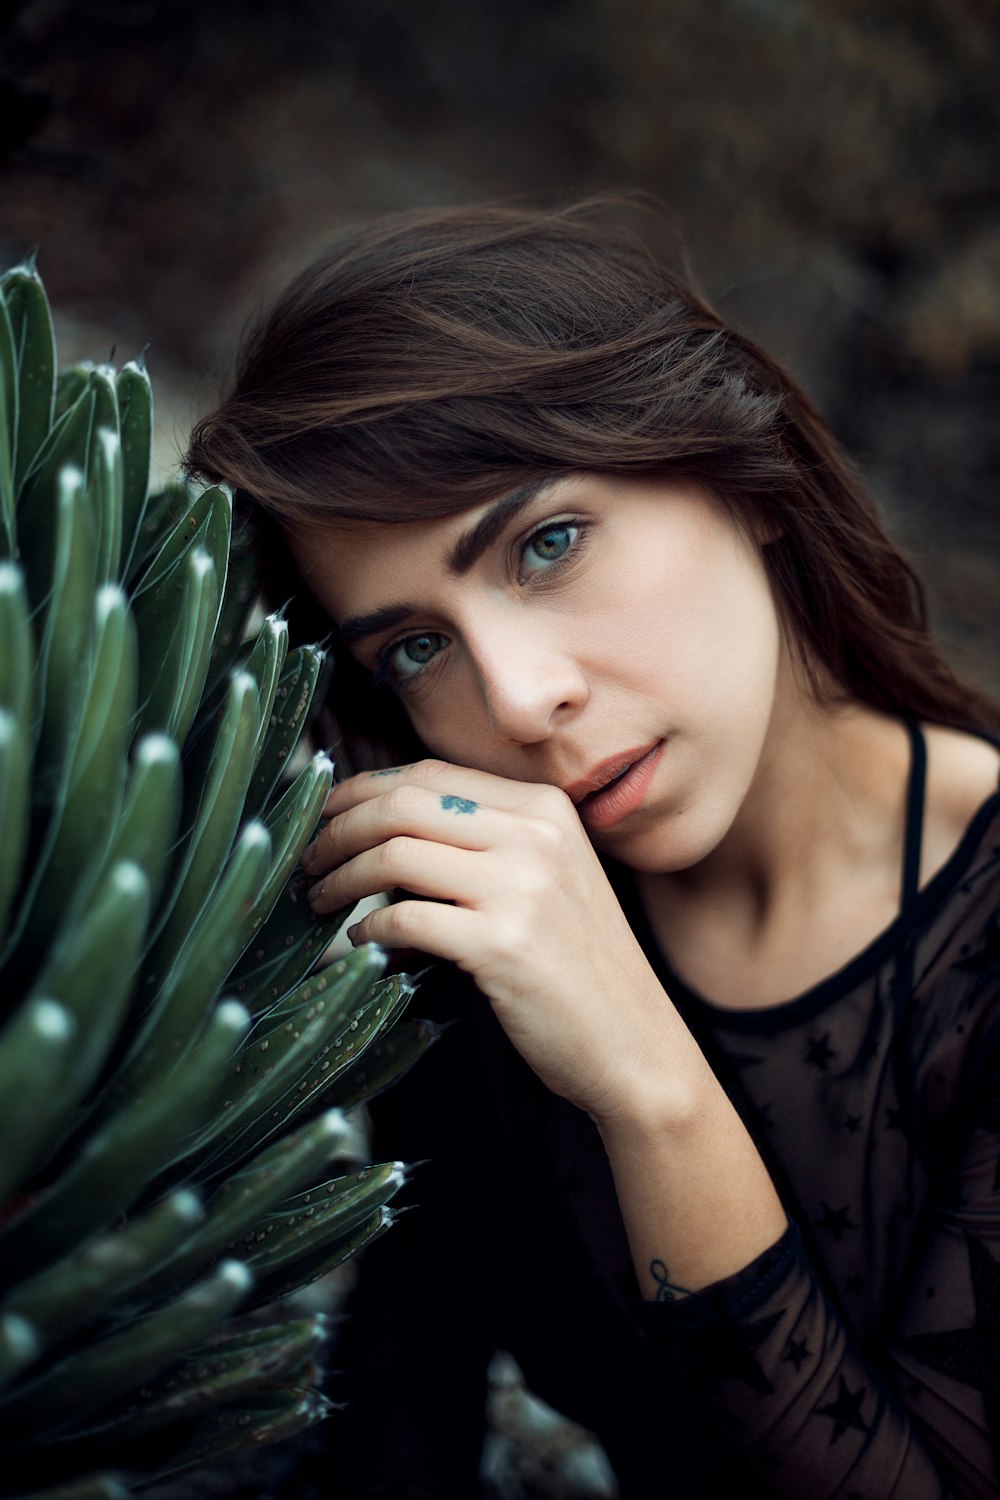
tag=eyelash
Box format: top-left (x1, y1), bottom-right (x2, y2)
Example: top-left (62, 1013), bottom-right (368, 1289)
top-left (372, 516), bottom-right (589, 691)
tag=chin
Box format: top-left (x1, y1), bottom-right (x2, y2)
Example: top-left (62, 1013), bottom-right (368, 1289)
top-left (593, 809), bottom-right (725, 876)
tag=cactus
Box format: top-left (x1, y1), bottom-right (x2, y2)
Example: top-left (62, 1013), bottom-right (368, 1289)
top-left (0, 261), bottom-right (438, 1496)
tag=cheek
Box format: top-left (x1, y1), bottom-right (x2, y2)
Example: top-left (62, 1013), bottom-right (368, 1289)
top-left (626, 544), bottom-right (782, 726)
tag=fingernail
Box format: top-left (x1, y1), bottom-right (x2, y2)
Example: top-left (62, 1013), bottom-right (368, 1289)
top-left (301, 839), bottom-right (318, 870)
top-left (308, 880), bottom-right (326, 905)
top-left (346, 922), bottom-right (360, 943)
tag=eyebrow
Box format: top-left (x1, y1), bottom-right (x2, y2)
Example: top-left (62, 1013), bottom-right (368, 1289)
top-left (339, 479), bottom-right (554, 648)
top-left (445, 480), bottom-right (551, 575)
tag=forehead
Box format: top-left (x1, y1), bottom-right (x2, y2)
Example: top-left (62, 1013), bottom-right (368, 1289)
top-left (284, 475), bottom-right (572, 617)
top-left (283, 473), bottom-right (750, 632)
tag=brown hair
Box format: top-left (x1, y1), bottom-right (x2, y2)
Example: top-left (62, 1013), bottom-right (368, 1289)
top-left (185, 198), bottom-right (1000, 769)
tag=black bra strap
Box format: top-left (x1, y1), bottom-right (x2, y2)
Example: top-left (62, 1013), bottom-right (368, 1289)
top-left (900, 719), bottom-right (927, 911)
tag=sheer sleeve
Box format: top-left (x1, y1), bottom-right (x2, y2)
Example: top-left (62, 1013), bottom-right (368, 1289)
top-left (637, 978), bottom-right (1000, 1499)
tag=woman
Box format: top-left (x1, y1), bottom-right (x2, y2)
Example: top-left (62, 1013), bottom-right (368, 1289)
top-left (186, 201), bottom-right (1000, 1498)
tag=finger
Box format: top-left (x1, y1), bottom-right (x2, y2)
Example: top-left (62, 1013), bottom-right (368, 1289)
top-left (323, 758), bottom-right (568, 820)
top-left (307, 837), bottom-right (491, 915)
top-left (347, 900), bottom-right (483, 966)
top-left (303, 781), bottom-right (510, 875)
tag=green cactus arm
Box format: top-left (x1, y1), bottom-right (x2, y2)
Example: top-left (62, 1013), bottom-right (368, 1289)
top-left (0, 1260), bottom-right (253, 1446)
top-left (9, 1478), bottom-right (129, 1500)
top-left (0, 998), bottom-right (75, 1203)
top-left (242, 643), bottom-right (326, 822)
top-left (239, 750), bottom-right (334, 950)
top-left (0, 565), bottom-right (35, 945)
top-left (131, 543), bottom-right (217, 744)
top-left (114, 359), bottom-right (152, 579)
top-left (4, 480), bottom-right (112, 965)
top-left (185, 945), bottom-right (393, 1171)
top-left (0, 561), bottom-right (33, 726)
top-left (0, 706), bottom-right (31, 953)
top-left (320, 1013), bottom-right (443, 1115)
top-left (114, 1385), bottom-right (324, 1492)
top-left (0, 259), bottom-right (441, 1495)
top-left (33, 465), bottom-right (98, 792)
top-left (11, 861), bottom-right (150, 1169)
top-left (0, 297), bottom-right (16, 556)
top-left (22, 586), bottom-right (138, 951)
top-left (271, 1158), bottom-right (404, 1218)
top-left (226, 869), bottom-right (352, 1019)
top-left (140, 1110), bottom-right (354, 1302)
top-left (3, 1190), bottom-right (204, 1349)
top-left (131, 482), bottom-right (230, 599)
top-left (243, 1159), bottom-right (405, 1277)
top-left (96, 733), bottom-right (181, 913)
top-left (110, 825), bottom-right (271, 1102)
top-left (55, 1314), bottom-right (328, 1452)
top-left (261, 969), bottom-right (419, 1134)
top-left (1, 262), bottom-right (56, 496)
top-left (246, 1205), bottom-right (392, 1311)
top-left (123, 478), bottom-right (191, 588)
top-left (0, 1001), bottom-right (250, 1281)
top-left (15, 389), bottom-right (96, 615)
top-left (203, 533), bottom-right (258, 695)
top-left (88, 428), bottom-right (124, 586)
top-left (0, 1314), bottom-right (39, 1396)
top-left (142, 669), bottom-right (260, 973)
top-left (244, 612), bottom-right (288, 764)
top-left (168, 549), bottom-right (222, 749)
top-left (54, 362), bottom-right (92, 420)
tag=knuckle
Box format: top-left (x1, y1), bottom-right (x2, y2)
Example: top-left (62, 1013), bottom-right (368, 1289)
top-left (493, 909), bottom-right (530, 953)
top-left (511, 864), bottom-right (549, 903)
top-left (390, 901), bottom-right (424, 943)
top-left (515, 814), bottom-right (565, 871)
top-left (376, 835), bottom-right (412, 874)
top-left (529, 816), bottom-right (565, 856)
top-left (384, 782), bottom-right (424, 819)
top-left (417, 757), bottom-right (449, 779)
top-left (539, 783), bottom-right (572, 818)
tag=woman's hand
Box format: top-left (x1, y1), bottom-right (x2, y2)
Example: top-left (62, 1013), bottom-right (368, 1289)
top-left (301, 758), bottom-right (682, 1124)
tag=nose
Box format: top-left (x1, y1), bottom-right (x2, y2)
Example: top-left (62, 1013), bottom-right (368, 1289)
top-left (466, 614), bottom-right (589, 745)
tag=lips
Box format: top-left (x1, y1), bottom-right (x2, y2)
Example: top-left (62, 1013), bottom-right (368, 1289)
top-left (564, 740), bottom-right (663, 806)
top-left (570, 740), bottom-right (666, 831)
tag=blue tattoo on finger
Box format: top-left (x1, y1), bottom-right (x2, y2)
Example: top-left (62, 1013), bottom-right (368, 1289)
top-left (440, 794), bottom-right (478, 814)
top-left (370, 767), bottom-right (404, 777)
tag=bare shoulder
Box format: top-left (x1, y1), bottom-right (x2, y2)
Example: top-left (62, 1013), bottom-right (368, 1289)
top-left (922, 724), bottom-right (1000, 874)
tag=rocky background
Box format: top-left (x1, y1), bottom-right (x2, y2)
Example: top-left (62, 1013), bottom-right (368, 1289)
top-left (1, 2), bottom-right (997, 1494)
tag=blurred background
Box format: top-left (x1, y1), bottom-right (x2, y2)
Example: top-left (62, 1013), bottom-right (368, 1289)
top-left (1, 0), bottom-right (998, 693)
top-left (1, 3), bottom-right (997, 1494)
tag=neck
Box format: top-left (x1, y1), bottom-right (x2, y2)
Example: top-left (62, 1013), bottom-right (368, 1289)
top-left (654, 667), bottom-right (911, 934)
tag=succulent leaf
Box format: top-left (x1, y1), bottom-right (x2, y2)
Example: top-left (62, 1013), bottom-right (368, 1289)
top-left (0, 298), bottom-right (17, 557)
top-left (1, 263), bottom-right (56, 497)
top-left (0, 259), bottom-right (435, 1494)
top-left (114, 361), bottom-right (152, 578)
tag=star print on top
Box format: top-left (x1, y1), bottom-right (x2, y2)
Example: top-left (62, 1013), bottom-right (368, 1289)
top-left (319, 721), bottom-right (1000, 1500)
top-left (625, 720), bottom-right (1000, 1495)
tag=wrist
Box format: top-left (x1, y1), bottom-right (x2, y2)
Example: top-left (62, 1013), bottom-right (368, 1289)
top-left (588, 1019), bottom-right (720, 1144)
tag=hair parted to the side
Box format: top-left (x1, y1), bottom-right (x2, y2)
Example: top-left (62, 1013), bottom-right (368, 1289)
top-left (185, 196), bottom-right (1000, 770)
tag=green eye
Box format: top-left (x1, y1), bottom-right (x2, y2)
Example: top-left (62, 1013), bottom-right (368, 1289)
top-left (388, 631), bottom-right (446, 679)
top-left (521, 523), bottom-right (578, 576)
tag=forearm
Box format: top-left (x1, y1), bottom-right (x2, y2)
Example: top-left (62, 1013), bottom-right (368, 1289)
top-left (594, 1014), bottom-right (788, 1302)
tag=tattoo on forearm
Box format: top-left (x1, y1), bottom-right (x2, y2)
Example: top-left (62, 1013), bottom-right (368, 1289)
top-left (440, 794), bottom-right (478, 814)
top-left (650, 1259), bottom-right (692, 1303)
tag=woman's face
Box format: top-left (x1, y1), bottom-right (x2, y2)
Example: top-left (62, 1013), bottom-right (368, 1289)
top-left (287, 474), bottom-right (792, 874)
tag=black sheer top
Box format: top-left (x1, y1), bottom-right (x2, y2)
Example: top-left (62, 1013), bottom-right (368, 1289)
top-left (328, 721), bottom-right (1000, 1499)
